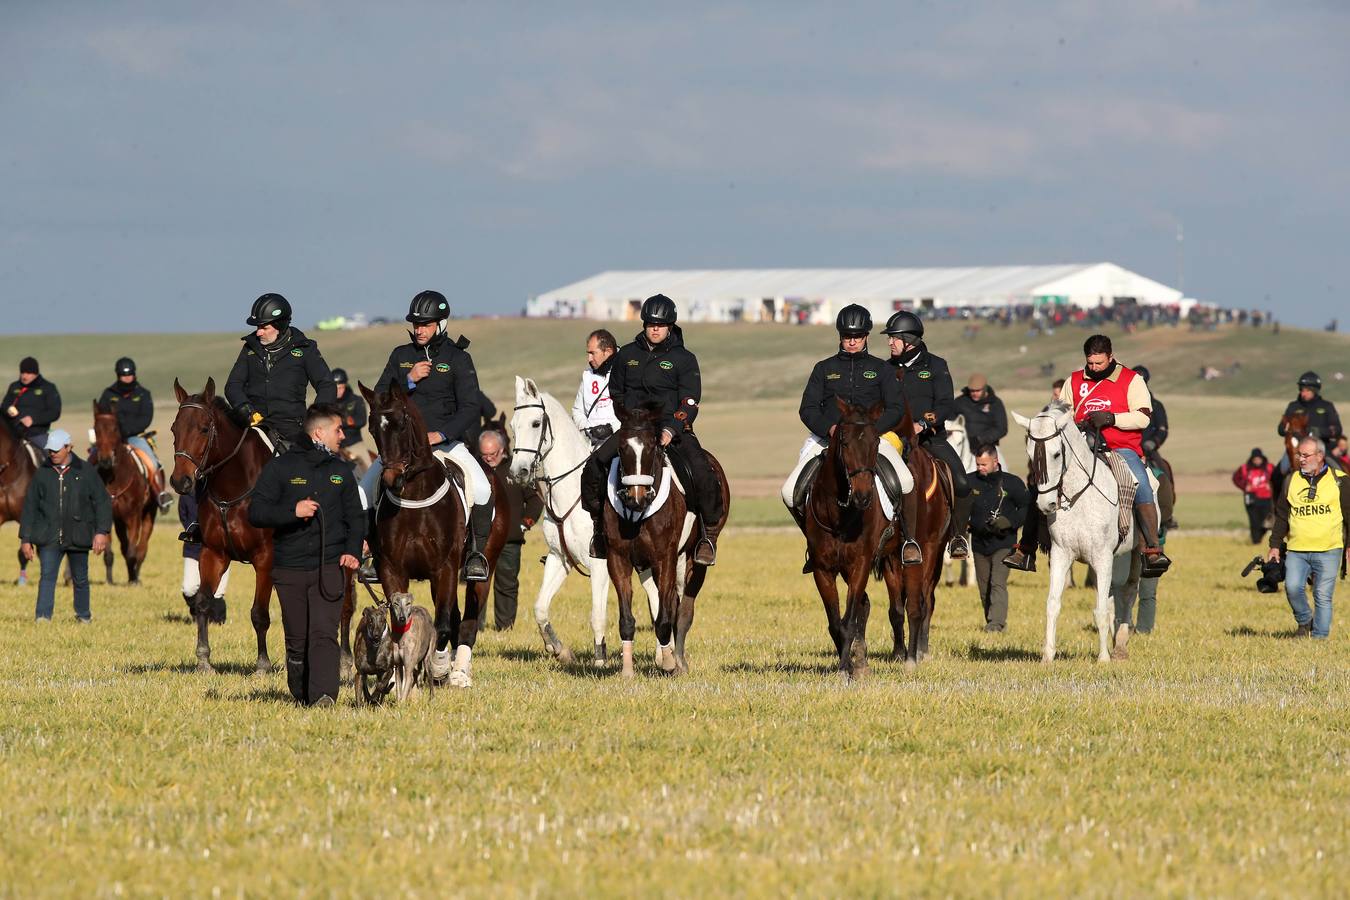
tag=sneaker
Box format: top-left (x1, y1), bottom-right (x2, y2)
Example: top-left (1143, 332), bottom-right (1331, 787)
top-left (75, 618), bottom-right (91, 625)
top-left (310, 695), bottom-right (336, 708)
top-left (34, 616), bottom-right (51, 624)
top-left (1293, 623), bottom-right (1312, 639)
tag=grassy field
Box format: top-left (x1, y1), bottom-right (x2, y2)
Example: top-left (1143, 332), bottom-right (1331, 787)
top-left (0, 521), bottom-right (1346, 896)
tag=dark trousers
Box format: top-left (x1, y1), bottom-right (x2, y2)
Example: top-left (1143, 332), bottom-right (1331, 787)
top-left (36, 545), bottom-right (90, 621)
top-left (273, 565), bottom-right (343, 705)
top-left (582, 430), bottom-right (722, 520)
top-left (1244, 498), bottom-right (1272, 544)
top-left (493, 542), bottom-right (523, 629)
top-left (973, 548), bottom-right (1012, 627)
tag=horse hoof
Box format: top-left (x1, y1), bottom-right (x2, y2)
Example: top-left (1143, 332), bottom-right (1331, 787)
top-left (1041, 654), bottom-right (1055, 665)
top-left (556, 646), bottom-right (576, 666)
top-left (448, 670), bottom-right (472, 688)
top-left (254, 659), bottom-right (273, 676)
top-left (196, 660), bottom-right (215, 674)
top-left (904, 658), bottom-right (917, 671)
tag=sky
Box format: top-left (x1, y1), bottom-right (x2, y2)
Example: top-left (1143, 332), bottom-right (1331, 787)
top-left (3, 1), bottom-right (1347, 333)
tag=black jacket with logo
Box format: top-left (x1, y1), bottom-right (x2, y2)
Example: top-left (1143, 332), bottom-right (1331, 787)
top-left (99, 381), bottom-right (154, 439)
top-left (337, 391), bottom-right (368, 447)
top-left (225, 328), bottom-right (336, 438)
top-left (19, 455), bottom-right (112, 550)
top-left (952, 386), bottom-right (1008, 451)
top-left (800, 347), bottom-right (903, 438)
top-left (887, 343), bottom-right (957, 440)
top-left (969, 468), bottom-right (1030, 555)
top-left (4, 376), bottom-right (62, 439)
top-left (248, 443), bottom-right (366, 569)
top-left (1279, 394), bottom-right (1342, 444)
top-left (608, 326), bottom-right (702, 436)
top-left (374, 332), bottom-right (481, 443)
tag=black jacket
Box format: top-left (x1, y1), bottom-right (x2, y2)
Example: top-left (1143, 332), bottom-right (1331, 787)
top-left (375, 332), bottom-right (481, 443)
top-left (887, 343), bottom-right (956, 441)
top-left (609, 326), bottom-right (701, 436)
top-left (491, 458), bottom-right (544, 544)
top-left (1279, 394), bottom-right (1342, 444)
top-left (1142, 395), bottom-right (1169, 453)
top-left (800, 347), bottom-right (903, 438)
top-left (225, 328), bottom-right (336, 436)
top-left (969, 468), bottom-right (1030, 555)
top-left (99, 381), bottom-right (154, 439)
top-left (248, 443), bottom-right (366, 569)
top-left (4, 376), bottom-right (62, 438)
top-left (19, 455), bottom-right (112, 550)
top-left (336, 391), bottom-right (368, 447)
top-left (953, 386), bottom-right (1008, 451)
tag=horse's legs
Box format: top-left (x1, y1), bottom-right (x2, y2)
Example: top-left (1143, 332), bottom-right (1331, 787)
top-left (654, 550), bottom-right (680, 674)
top-left (883, 561), bottom-right (906, 661)
top-left (1043, 544), bottom-right (1072, 663)
top-left (454, 574), bottom-right (487, 685)
top-left (196, 548), bottom-right (227, 673)
top-left (608, 555), bottom-right (637, 678)
top-left (250, 563), bottom-right (275, 674)
top-left (588, 561), bottom-right (613, 668)
top-left (813, 566), bottom-right (845, 657)
top-left (839, 555), bottom-right (871, 679)
top-left (1105, 549), bottom-right (1137, 662)
top-left (904, 570), bottom-right (924, 666)
top-left (532, 552), bottom-right (574, 663)
top-left (674, 558), bottom-right (705, 674)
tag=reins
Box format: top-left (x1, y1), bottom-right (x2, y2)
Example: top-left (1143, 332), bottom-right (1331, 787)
top-left (1027, 414), bottom-right (1113, 510)
top-left (512, 400), bottom-right (590, 574)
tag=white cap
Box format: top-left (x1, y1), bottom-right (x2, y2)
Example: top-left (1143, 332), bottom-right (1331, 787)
top-left (43, 429), bottom-right (72, 450)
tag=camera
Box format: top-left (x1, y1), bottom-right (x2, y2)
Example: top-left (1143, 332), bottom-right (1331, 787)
top-left (1241, 554), bottom-right (1284, 594)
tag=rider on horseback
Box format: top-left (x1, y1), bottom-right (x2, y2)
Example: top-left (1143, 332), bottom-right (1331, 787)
top-left (332, 368), bottom-right (371, 461)
top-left (580, 294), bottom-right (723, 566)
top-left (4, 357), bottom-right (62, 452)
top-left (99, 357), bottom-right (174, 513)
top-left (782, 303), bottom-right (918, 569)
top-left (572, 329), bottom-right (621, 449)
top-left (883, 310), bottom-right (974, 560)
top-left (364, 290), bottom-right (494, 582)
top-left (1279, 372), bottom-right (1342, 465)
top-left (1062, 334), bottom-right (1171, 576)
top-left (225, 293), bottom-right (337, 447)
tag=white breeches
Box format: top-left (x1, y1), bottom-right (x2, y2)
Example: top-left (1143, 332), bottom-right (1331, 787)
top-left (780, 434), bottom-right (913, 506)
top-left (182, 558), bottom-right (230, 598)
top-left (361, 441), bottom-right (492, 506)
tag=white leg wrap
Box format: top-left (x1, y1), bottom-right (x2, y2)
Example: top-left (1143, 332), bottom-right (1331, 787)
top-left (781, 435), bottom-right (828, 506)
top-left (181, 559), bottom-right (200, 597)
top-left (448, 645), bottom-right (473, 687)
top-left (877, 439), bottom-right (914, 494)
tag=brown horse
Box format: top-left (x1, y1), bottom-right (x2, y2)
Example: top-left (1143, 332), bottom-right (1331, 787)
top-left (359, 379), bottom-right (508, 688)
top-left (1280, 412), bottom-right (1310, 471)
top-left (0, 424), bottom-right (39, 583)
top-left (170, 378), bottom-right (356, 675)
top-left (881, 410), bottom-right (953, 666)
top-left (604, 403), bottom-right (731, 677)
top-left (90, 401), bottom-right (158, 584)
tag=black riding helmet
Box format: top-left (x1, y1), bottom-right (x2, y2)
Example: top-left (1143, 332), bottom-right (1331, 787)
top-left (115, 357), bottom-right (136, 377)
top-left (247, 293), bottom-right (292, 327)
top-left (835, 303), bottom-right (872, 338)
top-left (882, 309), bottom-right (924, 341)
top-left (331, 368), bottom-right (348, 386)
top-left (406, 290), bottom-right (451, 324)
top-left (1134, 364), bottom-right (1151, 383)
top-left (640, 294), bottom-right (678, 326)
top-left (1298, 371), bottom-right (1322, 390)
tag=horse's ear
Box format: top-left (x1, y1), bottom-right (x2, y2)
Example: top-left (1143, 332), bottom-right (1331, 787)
top-left (514, 375), bottom-right (526, 401)
top-left (1053, 407), bottom-right (1073, 430)
top-left (524, 377), bottom-right (539, 399)
top-left (203, 378), bottom-right (216, 402)
top-left (835, 396), bottom-right (849, 417)
top-left (92, 399), bottom-right (100, 417)
top-left (174, 379), bottom-right (188, 404)
top-left (1011, 411), bottom-right (1032, 429)
top-left (358, 381), bottom-right (376, 405)
top-left (613, 400), bottom-right (630, 424)
top-left (866, 402), bottom-right (884, 423)
top-left (952, 414), bottom-right (965, 430)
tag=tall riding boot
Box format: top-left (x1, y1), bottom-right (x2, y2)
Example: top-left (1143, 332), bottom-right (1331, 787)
top-left (949, 493), bottom-right (973, 560)
top-left (692, 486), bottom-right (722, 567)
top-left (898, 506), bottom-right (923, 567)
top-left (1136, 501), bottom-right (1172, 576)
top-left (1004, 503), bottom-right (1040, 571)
top-left (463, 503), bottom-right (492, 582)
top-left (589, 508), bottom-right (607, 558)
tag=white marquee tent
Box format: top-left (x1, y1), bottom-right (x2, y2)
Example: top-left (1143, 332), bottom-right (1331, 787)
top-left (527, 263), bottom-right (1186, 324)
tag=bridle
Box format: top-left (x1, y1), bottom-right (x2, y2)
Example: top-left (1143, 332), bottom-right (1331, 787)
top-left (615, 426), bottom-right (666, 510)
top-left (371, 404), bottom-right (447, 509)
top-left (1026, 412), bottom-right (1109, 510)
top-left (512, 401), bottom-right (586, 520)
top-left (173, 401), bottom-right (251, 487)
top-left (830, 420), bottom-right (877, 510)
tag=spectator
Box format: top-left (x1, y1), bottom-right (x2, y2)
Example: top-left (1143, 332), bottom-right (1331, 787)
top-left (1267, 437), bottom-right (1350, 639)
top-left (953, 373), bottom-right (1008, 452)
top-left (969, 445), bottom-right (1028, 632)
top-left (1332, 435), bottom-right (1350, 472)
top-left (1233, 448), bottom-right (1276, 544)
top-left (19, 429), bottom-right (112, 623)
top-left (479, 428), bottom-right (542, 630)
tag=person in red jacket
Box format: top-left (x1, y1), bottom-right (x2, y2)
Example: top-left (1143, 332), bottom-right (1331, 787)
top-left (1233, 447), bottom-right (1275, 544)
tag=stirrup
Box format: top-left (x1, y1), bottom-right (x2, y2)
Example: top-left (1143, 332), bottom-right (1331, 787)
top-left (178, 523), bottom-right (201, 545)
top-left (1141, 548), bottom-right (1172, 576)
top-left (1003, 549), bottom-right (1036, 572)
top-left (948, 535), bottom-right (970, 561)
top-left (801, 550), bottom-right (814, 575)
top-left (463, 550), bottom-right (489, 583)
top-left (694, 536), bottom-right (717, 567)
top-left (357, 559), bottom-right (379, 584)
top-left (901, 539), bottom-right (923, 567)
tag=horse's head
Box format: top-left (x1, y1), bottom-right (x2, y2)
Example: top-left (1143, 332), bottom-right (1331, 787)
top-left (1281, 412), bottom-right (1310, 461)
top-left (829, 397), bottom-right (882, 511)
top-left (360, 379), bottom-right (428, 492)
top-left (170, 378), bottom-right (220, 494)
top-left (1015, 400), bottom-right (1073, 514)
top-left (947, 412), bottom-right (970, 458)
top-left (509, 376), bottom-right (551, 484)
top-left (92, 400), bottom-right (120, 476)
top-left (613, 401), bottom-right (666, 511)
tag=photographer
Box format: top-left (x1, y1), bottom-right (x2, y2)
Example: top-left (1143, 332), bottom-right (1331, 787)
top-left (969, 445), bottom-right (1029, 632)
top-left (1267, 437), bottom-right (1350, 639)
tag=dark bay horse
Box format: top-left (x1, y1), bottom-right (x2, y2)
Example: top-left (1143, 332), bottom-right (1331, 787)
top-left (91, 401), bottom-right (158, 584)
top-left (604, 403), bottom-right (731, 677)
top-left (0, 424), bottom-right (39, 583)
top-left (799, 398), bottom-right (890, 679)
top-left (170, 378), bottom-right (356, 675)
top-left (359, 379), bottom-right (508, 688)
top-left (881, 410), bottom-right (953, 666)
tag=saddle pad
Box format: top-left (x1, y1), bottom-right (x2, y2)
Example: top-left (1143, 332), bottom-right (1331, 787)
top-left (607, 456), bottom-right (675, 522)
top-left (251, 426), bottom-right (276, 456)
top-left (377, 477), bottom-right (471, 525)
top-left (1107, 452), bottom-right (1138, 542)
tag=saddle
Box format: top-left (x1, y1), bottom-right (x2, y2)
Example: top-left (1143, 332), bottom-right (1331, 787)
top-left (20, 440), bottom-right (42, 469)
top-left (126, 444), bottom-right (165, 496)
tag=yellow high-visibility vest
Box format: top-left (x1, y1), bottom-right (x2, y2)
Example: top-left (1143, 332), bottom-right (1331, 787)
top-left (1285, 468), bottom-right (1346, 552)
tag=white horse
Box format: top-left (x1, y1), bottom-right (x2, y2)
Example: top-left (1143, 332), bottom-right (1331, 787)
top-left (942, 415), bottom-right (978, 587)
top-left (1011, 401), bottom-right (1135, 663)
top-left (508, 377), bottom-right (659, 668)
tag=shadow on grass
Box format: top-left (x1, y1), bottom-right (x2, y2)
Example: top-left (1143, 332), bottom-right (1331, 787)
top-left (1227, 625), bottom-right (1305, 640)
top-left (123, 659), bottom-right (262, 677)
top-left (495, 646), bottom-right (550, 663)
top-left (223, 687), bottom-right (297, 705)
top-left (964, 642), bottom-right (1042, 662)
top-left (722, 660), bottom-right (842, 676)
top-left (161, 612), bottom-right (194, 624)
